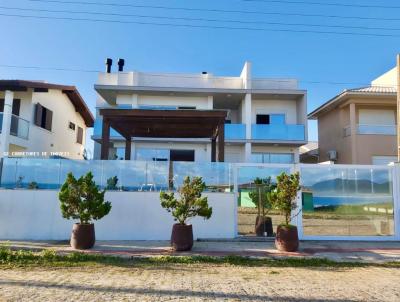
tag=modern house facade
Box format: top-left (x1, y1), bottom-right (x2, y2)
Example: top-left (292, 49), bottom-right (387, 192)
top-left (0, 80), bottom-right (94, 160)
top-left (92, 60), bottom-right (307, 163)
top-left (308, 67), bottom-right (398, 165)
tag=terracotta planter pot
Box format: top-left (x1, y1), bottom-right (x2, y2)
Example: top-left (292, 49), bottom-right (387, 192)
top-left (275, 225), bottom-right (299, 252)
top-left (70, 223), bottom-right (95, 250)
top-left (171, 223), bottom-right (193, 251)
top-left (255, 216), bottom-right (273, 237)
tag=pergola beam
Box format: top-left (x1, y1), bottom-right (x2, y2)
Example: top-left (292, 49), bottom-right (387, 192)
top-left (99, 109), bottom-right (227, 162)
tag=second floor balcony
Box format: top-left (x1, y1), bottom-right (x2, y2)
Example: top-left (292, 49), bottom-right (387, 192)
top-left (94, 119), bottom-right (305, 142)
top-left (0, 113), bottom-right (30, 140)
top-left (251, 124), bottom-right (305, 141)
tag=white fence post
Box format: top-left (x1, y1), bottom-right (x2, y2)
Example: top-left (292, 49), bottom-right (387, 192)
top-left (392, 163), bottom-right (400, 240)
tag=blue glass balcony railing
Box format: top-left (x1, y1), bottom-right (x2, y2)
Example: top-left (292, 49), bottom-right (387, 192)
top-left (252, 124), bottom-right (305, 141)
top-left (225, 124), bottom-right (246, 140)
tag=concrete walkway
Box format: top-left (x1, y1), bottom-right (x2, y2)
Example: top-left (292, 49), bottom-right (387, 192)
top-left (2, 240), bottom-right (400, 263)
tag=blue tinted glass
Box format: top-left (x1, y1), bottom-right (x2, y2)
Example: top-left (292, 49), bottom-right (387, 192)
top-left (270, 114), bottom-right (285, 124)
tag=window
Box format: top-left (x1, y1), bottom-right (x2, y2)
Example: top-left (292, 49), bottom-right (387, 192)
top-left (251, 153), bottom-right (294, 164)
top-left (76, 127), bottom-right (83, 144)
top-left (256, 114), bottom-right (270, 124)
top-left (34, 103), bottom-right (53, 131)
top-left (256, 114), bottom-right (286, 125)
top-left (69, 122), bottom-right (76, 131)
top-left (178, 106), bottom-right (196, 110)
top-left (170, 150), bottom-right (195, 162)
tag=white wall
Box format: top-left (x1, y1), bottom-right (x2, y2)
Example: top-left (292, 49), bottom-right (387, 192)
top-left (0, 190), bottom-right (235, 240)
top-left (138, 95), bottom-right (209, 109)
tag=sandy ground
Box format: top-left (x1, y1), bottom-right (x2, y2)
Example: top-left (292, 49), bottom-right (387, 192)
top-left (238, 209), bottom-right (395, 236)
top-left (0, 264), bottom-right (399, 302)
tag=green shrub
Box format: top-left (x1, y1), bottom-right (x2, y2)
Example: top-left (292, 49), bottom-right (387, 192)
top-left (59, 172), bottom-right (112, 224)
top-left (248, 177), bottom-right (276, 212)
top-left (268, 172), bottom-right (300, 225)
top-left (160, 176), bottom-right (212, 225)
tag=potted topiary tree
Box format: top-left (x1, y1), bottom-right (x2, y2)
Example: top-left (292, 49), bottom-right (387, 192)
top-left (160, 176), bottom-right (212, 251)
top-left (268, 172), bottom-right (300, 252)
top-left (248, 177), bottom-right (275, 237)
top-left (59, 172), bottom-right (112, 250)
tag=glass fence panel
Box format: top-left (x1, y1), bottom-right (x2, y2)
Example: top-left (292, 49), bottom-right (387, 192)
top-left (145, 161), bottom-right (169, 191)
top-left (237, 165), bottom-right (292, 237)
top-left (59, 160), bottom-right (103, 186)
top-left (301, 166), bottom-right (394, 237)
top-left (14, 159), bottom-right (61, 189)
top-left (172, 162), bottom-right (232, 192)
top-left (0, 158), bottom-right (18, 188)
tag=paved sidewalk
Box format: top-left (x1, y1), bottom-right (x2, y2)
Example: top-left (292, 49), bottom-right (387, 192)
top-left (2, 239), bottom-right (400, 263)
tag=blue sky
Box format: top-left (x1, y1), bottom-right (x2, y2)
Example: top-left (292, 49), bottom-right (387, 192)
top-left (0, 0), bottom-right (399, 153)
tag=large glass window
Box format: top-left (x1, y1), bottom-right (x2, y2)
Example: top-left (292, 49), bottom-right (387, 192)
top-left (251, 153), bottom-right (294, 164)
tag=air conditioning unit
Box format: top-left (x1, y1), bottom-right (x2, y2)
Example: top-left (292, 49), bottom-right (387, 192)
top-left (327, 150), bottom-right (338, 161)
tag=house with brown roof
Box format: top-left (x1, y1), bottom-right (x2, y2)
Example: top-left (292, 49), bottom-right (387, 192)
top-left (308, 67), bottom-right (398, 165)
top-left (0, 80), bottom-right (94, 159)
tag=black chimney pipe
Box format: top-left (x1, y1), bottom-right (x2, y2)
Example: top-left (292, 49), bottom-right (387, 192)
top-left (105, 58), bottom-right (112, 73)
top-left (117, 58), bottom-right (125, 72)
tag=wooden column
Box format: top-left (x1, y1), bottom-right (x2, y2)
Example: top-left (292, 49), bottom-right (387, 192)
top-left (125, 137), bottom-right (131, 160)
top-left (101, 118), bottom-right (110, 160)
top-left (217, 122), bottom-right (225, 162)
top-left (211, 138), bottom-right (216, 162)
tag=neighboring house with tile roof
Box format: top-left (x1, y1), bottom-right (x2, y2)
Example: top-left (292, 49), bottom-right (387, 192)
top-left (308, 67), bottom-right (398, 165)
top-left (0, 80), bottom-right (94, 159)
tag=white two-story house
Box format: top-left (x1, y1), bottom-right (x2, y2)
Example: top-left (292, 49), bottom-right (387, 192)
top-left (0, 80), bottom-right (94, 159)
top-left (92, 60), bottom-right (307, 163)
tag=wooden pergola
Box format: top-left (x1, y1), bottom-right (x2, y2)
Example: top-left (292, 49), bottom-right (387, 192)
top-left (99, 109), bottom-right (227, 162)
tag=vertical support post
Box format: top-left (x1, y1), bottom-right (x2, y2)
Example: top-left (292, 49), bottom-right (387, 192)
top-left (125, 137), bottom-right (131, 160)
top-left (349, 103), bottom-right (357, 164)
top-left (217, 122), bottom-right (225, 162)
top-left (101, 118), bottom-right (110, 160)
top-left (211, 138), bottom-right (216, 162)
top-left (0, 90), bottom-right (14, 158)
top-left (397, 54), bottom-right (400, 162)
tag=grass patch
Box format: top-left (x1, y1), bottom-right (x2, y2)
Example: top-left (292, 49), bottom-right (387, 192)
top-left (0, 247), bottom-right (398, 269)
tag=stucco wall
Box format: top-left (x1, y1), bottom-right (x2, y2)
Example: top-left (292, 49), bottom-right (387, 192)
top-left (0, 190), bottom-right (235, 240)
top-left (138, 95), bottom-right (209, 109)
top-left (318, 106), bottom-right (352, 164)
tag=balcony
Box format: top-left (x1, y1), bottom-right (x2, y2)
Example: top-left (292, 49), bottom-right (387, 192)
top-left (357, 124), bottom-right (396, 135)
top-left (0, 113), bottom-right (30, 140)
top-left (225, 124), bottom-right (246, 140)
top-left (252, 124), bottom-right (305, 141)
